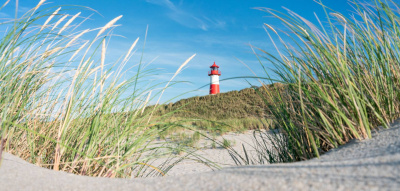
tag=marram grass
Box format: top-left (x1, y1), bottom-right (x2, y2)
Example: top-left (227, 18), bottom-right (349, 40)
top-left (0, 1), bottom-right (196, 177)
top-left (248, 0), bottom-right (400, 163)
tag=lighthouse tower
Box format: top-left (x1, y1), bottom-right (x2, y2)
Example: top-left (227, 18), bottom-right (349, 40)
top-left (208, 62), bottom-right (221, 95)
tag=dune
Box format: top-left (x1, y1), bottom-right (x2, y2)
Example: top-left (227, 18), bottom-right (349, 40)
top-left (1, 120), bottom-right (399, 190)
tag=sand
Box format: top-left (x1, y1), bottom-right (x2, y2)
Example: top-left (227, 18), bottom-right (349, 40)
top-left (152, 130), bottom-right (262, 176)
top-left (1, 121), bottom-right (400, 190)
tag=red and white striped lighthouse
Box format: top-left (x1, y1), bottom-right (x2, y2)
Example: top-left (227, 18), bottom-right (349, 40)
top-left (208, 62), bottom-right (221, 95)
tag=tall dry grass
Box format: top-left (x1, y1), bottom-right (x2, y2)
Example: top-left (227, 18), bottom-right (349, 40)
top-left (0, 0), bottom-right (195, 177)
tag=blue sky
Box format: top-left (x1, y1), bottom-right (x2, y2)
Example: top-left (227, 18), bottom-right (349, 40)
top-left (2, 0), bottom-right (354, 103)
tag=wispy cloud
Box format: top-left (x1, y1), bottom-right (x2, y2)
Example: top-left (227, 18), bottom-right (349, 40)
top-left (145, 0), bottom-right (225, 31)
top-left (145, 0), bottom-right (176, 10)
top-left (0, 12), bottom-right (10, 18)
top-left (168, 11), bottom-right (208, 30)
top-left (18, 6), bottom-right (31, 14)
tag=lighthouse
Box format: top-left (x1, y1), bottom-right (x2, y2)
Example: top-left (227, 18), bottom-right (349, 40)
top-left (208, 62), bottom-right (221, 95)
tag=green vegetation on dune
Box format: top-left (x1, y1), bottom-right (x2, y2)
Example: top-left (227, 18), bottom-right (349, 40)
top-left (146, 87), bottom-right (277, 133)
top-left (161, 88), bottom-right (269, 120)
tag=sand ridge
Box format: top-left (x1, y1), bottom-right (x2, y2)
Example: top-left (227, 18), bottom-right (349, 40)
top-left (1, 121), bottom-right (400, 190)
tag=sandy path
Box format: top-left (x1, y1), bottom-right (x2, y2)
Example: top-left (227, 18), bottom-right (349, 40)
top-left (152, 130), bottom-right (262, 176)
top-left (1, 121), bottom-right (400, 190)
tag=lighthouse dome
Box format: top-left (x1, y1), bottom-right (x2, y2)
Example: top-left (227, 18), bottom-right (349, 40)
top-left (210, 62), bottom-right (219, 68)
top-left (208, 62), bottom-right (221, 76)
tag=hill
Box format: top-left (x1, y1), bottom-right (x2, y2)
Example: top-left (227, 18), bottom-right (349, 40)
top-left (148, 86), bottom-right (277, 133)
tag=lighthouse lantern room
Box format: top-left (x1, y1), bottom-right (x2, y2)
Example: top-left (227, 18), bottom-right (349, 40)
top-left (208, 62), bottom-right (221, 95)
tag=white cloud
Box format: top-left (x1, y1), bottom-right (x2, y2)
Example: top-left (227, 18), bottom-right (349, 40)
top-left (0, 12), bottom-right (10, 18)
top-left (18, 6), bottom-right (31, 14)
top-left (145, 0), bottom-right (226, 31)
top-left (203, 16), bottom-right (226, 29)
top-left (145, 0), bottom-right (176, 10)
top-left (167, 10), bottom-right (209, 31)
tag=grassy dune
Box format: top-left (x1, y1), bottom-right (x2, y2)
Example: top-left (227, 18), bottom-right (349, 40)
top-left (146, 87), bottom-right (277, 134)
top-left (2, 0), bottom-right (399, 179)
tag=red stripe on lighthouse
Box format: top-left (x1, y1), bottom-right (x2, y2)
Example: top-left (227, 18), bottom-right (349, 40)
top-left (210, 84), bottom-right (219, 94)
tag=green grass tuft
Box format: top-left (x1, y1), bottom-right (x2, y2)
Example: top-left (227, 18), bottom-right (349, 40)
top-left (249, 0), bottom-right (400, 163)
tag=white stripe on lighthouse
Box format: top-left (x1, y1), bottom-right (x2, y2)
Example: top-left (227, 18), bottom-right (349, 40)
top-left (210, 75), bottom-right (219, 84)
